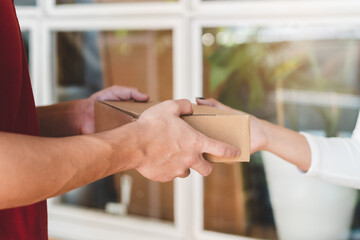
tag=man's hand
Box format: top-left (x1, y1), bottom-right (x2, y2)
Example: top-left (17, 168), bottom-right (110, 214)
top-left (0, 98), bottom-right (239, 208)
top-left (37, 85), bottom-right (149, 137)
top-left (196, 98), bottom-right (268, 154)
top-left (131, 99), bottom-right (240, 182)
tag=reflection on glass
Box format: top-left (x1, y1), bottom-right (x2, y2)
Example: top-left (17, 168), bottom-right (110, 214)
top-left (53, 30), bottom-right (174, 222)
top-left (14, 0), bottom-right (36, 6)
top-left (56, 0), bottom-right (177, 5)
top-left (202, 0), bottom-right (324, 1)
top-left (202, 26), bottom-right (360, 239)
top-left (22, 31), bottom-right (30, 66)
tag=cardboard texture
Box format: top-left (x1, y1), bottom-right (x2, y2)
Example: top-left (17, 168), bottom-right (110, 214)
top-left (95, 100), bottom-right (250, 162)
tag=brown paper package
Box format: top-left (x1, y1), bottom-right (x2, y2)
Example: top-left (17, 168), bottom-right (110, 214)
top-left (95, 100), bottom-right (250, 162)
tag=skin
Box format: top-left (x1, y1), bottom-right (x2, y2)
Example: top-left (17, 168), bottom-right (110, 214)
top-left (0, 86), bottom-right (240, 209)
top-left (37, 86), bottom-right (150, 137)
top-left (196, 98), bottom-right (311, 172)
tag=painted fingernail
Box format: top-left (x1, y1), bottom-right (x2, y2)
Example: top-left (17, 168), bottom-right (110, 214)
top-left (196, 97), bottom-right (206, 100)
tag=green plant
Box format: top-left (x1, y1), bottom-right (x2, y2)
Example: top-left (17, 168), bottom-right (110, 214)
top-left (206, 33), bottom-right (304, 120)
top-left (206, 30), bottom-right (357, 137)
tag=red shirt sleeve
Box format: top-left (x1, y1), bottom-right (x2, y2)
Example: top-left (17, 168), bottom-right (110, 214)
top-left (0, 0), bottom-right (48, 239)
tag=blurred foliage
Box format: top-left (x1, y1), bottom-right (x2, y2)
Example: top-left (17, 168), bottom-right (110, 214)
top-left (205, 34), bottom-right (305, 120)
top-left (205, 29), bottom-right (358, 136)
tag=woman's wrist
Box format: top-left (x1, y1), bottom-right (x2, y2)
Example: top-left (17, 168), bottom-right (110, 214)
top-left (258, 118), bottom-right (273, 152)
top-left (257, 119), bottom-right (311, 171)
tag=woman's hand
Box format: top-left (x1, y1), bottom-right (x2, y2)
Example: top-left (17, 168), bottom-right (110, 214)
top-left (196, 98), bottom-right (312, 171)
top-left (196, 98), bottom-right (269, 154)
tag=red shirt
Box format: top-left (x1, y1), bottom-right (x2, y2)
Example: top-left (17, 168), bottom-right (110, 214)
top-left (0, 0), bottom-right (48, 239)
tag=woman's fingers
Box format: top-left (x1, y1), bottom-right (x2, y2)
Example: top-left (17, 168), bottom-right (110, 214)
top-left (196, 98), bottom-right (244, 114)
top-left (196, 98), bottom-right (230, 110)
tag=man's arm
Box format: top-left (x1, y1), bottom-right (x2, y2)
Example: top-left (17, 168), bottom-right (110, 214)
top-left (1, 100), bottom-right (240, 209)
top-left (0, 127), bottom-right (130, 209)
top-left (37, 86), bottom-right (149, 137)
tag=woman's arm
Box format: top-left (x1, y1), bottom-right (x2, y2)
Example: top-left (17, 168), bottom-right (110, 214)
top-left (196, 98), bottom-right (311, 171)
top-left (197, 98), bottom-right (360, 188)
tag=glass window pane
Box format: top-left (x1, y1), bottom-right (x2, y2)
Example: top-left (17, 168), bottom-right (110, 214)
top-left (22, 31), bottom-right (30, 66)
top-left (53, 30), bottom-right (174, 222)
top-left (56, 0), bottom-right (177, 5)
top-left (202, 26), bottom-right (360, 239)
top-left (14, 0), bottom-right (36, 6)
top-left (202, 0), bottom-right (326, 1)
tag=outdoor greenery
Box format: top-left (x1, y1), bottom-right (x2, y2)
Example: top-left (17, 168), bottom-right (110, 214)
top-left (204, 28), bottom-right (358, 137)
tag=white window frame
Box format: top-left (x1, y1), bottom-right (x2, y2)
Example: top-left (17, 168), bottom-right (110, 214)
top-left (15, 0), bottom-right (360, 239)
top-left (192, 0), bottom-right (360, 18)
top-left (46, 0), bottom-right (186, 16)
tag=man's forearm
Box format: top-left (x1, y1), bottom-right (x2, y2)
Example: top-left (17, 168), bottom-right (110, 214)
top-left (2, 99), bottom-right (240, 209)
top-left (36, 99), bottom-right (91, 137)
top-left (262, 120), bottom-right (311, 171)
top-left (0, 125), bottom-right (139, 209)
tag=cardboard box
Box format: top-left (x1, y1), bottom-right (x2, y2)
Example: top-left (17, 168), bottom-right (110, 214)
top-left (95, 100), bottom-right (250, 162)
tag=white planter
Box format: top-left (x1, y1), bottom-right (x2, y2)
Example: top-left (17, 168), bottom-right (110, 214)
top-left (262, 131), bottom-right (358, 240)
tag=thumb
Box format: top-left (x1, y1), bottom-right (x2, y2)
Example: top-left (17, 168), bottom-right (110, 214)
top-left (201, 135), bottom-right (240, 159)
top-left (172, 99), bottom-right (193, 116)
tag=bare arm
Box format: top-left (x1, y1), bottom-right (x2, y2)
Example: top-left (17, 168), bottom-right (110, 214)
top-left (0, 125), bottom-right (136, 209)
top-left (37, 86), bottom-right (149, 137)
top-left (1, 99), bottom-right (239, 209)
top-left (196, 98), bottom-right (311, 171)
top-left (260, 120), bottom-right (311, 171)
top-left (198, 98), bottom-right (360, 189)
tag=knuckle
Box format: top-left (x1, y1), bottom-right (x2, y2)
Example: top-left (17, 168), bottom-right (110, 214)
top-left (176, 168), bottom-right (187, 178)
top-left (184, 156), bottom-right (195, 167)
top-left (225, 147), bottom-right (235, 157)
top-left (224, 145), bottom-right (236, 158)
top-left (164, 100), bottom-right (176, 108)
top-left (183, 99), bottom-right (192, 107)
top-left (204, 164), bottom-right (213, 176)
top-left (220, 144), bottom-right (228, 155)
top-left (183, 99), bottom-right (192, 112)
top-left (200, 162), bottom-right (213, 177)
top-left (191, 133), bottom-right (202, 148)
top-left (212, 142), bottom-right (226, 156)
